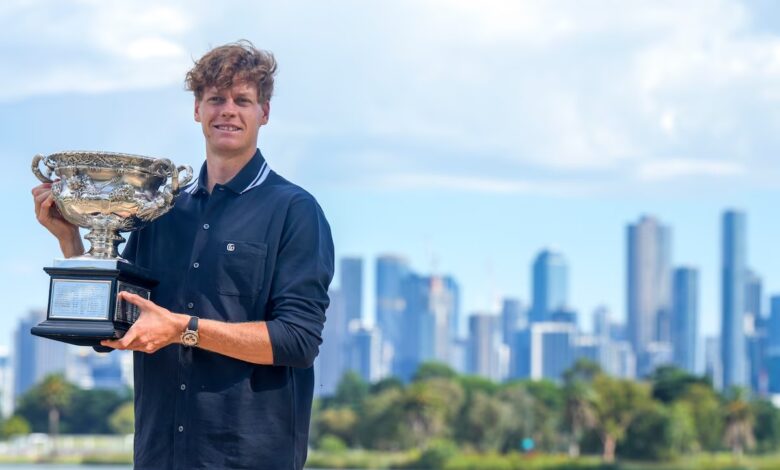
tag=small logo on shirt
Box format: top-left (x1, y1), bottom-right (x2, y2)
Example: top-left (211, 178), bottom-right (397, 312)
top-left (226, 243), bottom-right (236, 252)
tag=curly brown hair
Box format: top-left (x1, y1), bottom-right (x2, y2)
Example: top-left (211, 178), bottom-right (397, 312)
top-left (185, 40), bottom-right (277, 103)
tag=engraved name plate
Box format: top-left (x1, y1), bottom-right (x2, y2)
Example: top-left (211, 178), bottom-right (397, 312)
top-left (49, 279), bottom-right (111, 320)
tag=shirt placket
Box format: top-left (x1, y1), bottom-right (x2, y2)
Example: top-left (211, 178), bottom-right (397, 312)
top-left (172, 190), bottom-right (221, 469)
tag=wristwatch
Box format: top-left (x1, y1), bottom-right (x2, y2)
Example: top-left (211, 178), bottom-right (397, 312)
top-left (181, 316), bottom-right (199, 347)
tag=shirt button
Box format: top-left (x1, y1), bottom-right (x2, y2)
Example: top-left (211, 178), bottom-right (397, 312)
top-left (178, 425), bottom-right (184, 432)
top-left (180, 384), bottom-right (186, 391)
top-left (187, 302), bottom-right (194, 309)
top-left (193, 262), bottom-right (200, 268)
top-left (203, 223), bottom-right (210, 230)
top-left (218, 187), bottom-right (224, 191)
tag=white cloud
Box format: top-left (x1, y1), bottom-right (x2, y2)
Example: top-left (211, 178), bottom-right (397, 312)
top-left (2, 0), bottom-right (780, 194)
top-left (637, 159), bottom-right (746, 181)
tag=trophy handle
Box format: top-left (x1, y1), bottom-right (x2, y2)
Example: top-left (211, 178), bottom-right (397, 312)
top-left (174, 165), bottom-right (193, 194)
top-left (32, 154), bottom-right (55, 183)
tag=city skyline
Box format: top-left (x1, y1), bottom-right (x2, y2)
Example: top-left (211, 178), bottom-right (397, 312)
top-left (5, 1), bottom-right (780, 352)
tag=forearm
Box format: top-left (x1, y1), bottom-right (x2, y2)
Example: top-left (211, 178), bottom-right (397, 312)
top-left (197, 319), bottom-right (275, 365)
top-left (60, 232), bottom-right (85, 258)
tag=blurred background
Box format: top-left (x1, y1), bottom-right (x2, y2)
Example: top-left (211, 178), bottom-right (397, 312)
top-left (3, 0), bottom-right (780, 467)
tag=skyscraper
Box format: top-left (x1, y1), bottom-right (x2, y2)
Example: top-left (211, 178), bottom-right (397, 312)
top-left (14, 310), bottom-right (68, 399)
top-left (395, 273), bottom-right (458, 380)
top-left (340, 257), bottom-right (363, 324)
top-left (0, 347), bottom-right (12, 418)
top-left (396, 273), bottom-right (435, 381)
top-left (501, 298), bottom-right (524, 346)
top-left (721, 210), bottom-right (748, 389)
top-left (531, 249), bottom-right (568, 323)
top-left (375, 255), bottom-right (410, 368)
top-left (672, 267), bottom-right (699, 374)
top-left (315, 290), bottom-right (346, 396)
top-left (627, 215), bottom-right (671, 376)
top-left (346, 324), bottom-right (383, 383)
top-left (468, 313), bottom-right (503, 381)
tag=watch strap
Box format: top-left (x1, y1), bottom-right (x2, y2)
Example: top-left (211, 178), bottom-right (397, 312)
top-left (187, 316), bottom-right (199, 332)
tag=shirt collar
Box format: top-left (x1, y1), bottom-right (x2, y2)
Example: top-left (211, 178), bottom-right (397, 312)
top-left (183, 149), bottom-right (270, 196)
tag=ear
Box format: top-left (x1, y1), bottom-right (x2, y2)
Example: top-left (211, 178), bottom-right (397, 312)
top-left (259, 102), bottom-right (270, 126)
top-left (194, 98), bottom-right (202, 122)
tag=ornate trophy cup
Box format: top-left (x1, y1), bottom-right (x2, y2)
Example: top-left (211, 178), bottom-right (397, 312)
top-left (31, 151), bottom-right (193, 351)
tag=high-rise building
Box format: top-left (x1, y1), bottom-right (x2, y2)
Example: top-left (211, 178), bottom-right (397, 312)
top-left (512, 321), bottom-right (577, 382)
top-left (767, 296), bottom-right (780, 394)
top-left (315, 290), bottom-right (346, 396)
top-left (705, 336), bottom-right (723, 391)
top-left (67, 349), bottom-right (127, 390)
top-left (396, 273), bottom-right (435, 381)
top-left (721, 210), bottom-right (748, 389)
top-left (14, 310), bottom-right (68, 399)
top-left (501, 298), bottom-right (524, 346)
top-left (375, 255), bottom-right (410, 370)
top-left (627, 215), bottom-right (671, 376)
top-left (672, 267), bottom-right (699, 374)
top-left (442, 276), bottom-right (461, 341)
top-left (340, 257), bottom-right (363, 324)
top-left (346, 324), bottom-right (383, 383)
top-left (0, 347), bottom-right (12, 418)
top-left (592, 306), bottom-right (611, 340)
top-left (395, 273), bottom-right (458, 380)
top-left (531, 249), bottom-right (568, 323)
top-left (468, 313), bottom-right (503, 381)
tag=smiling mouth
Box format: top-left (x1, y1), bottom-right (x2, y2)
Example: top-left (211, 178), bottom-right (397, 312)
top-left (215, 125), bottom-right (241, 132)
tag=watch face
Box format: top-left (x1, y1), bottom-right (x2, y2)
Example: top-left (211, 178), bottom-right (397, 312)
top-left (182, 331), bottom-right (198, 347)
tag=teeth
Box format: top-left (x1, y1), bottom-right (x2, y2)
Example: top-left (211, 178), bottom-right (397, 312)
top-left (217, 125), bottom-right (240, 131)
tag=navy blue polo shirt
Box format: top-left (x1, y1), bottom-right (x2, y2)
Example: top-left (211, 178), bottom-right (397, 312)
top-left (122, 149), bottom-right (334, 469)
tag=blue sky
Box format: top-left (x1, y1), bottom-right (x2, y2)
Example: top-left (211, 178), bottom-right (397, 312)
top-left (3, 0), bottom-right (780, 348)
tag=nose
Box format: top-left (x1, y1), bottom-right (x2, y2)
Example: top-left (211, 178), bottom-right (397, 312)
top-left (220, 99), bottom-right (238, 117)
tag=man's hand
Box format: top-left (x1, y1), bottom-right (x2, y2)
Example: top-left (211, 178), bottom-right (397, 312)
top-left (32, 182), bottom-right (85, 258)
top-left (101, 292), bottom-right (189, 354)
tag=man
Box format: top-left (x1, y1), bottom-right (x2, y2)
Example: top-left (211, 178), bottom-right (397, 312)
top-left (31, 41), bottom-right (334, 469)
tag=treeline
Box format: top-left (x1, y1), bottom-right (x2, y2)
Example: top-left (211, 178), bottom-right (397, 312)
top-left (311, 361), bottom-right (780, 462)
top-left (0, 374), bottom-right (134, 438)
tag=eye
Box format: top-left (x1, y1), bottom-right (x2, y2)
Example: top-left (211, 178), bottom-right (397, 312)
top-left (208, 96), bottom-right (224, 103)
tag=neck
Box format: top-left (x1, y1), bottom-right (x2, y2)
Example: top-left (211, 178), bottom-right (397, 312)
top-left (204, 148), bottom-right (256, 192)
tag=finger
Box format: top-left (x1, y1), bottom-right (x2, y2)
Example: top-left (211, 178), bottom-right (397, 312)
top-left (119, 291), bottom-right (153, 309)
top-left (113, 328), bottom-right (139, 349)
top-left (100, 339), bottom-right (123, 349)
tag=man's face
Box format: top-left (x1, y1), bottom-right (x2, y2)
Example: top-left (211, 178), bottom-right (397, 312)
top-left (194, 81), bottom-right (269, 158)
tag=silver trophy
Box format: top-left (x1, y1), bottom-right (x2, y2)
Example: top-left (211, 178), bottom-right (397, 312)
top-left (31, 151), bottom-right (193, 350)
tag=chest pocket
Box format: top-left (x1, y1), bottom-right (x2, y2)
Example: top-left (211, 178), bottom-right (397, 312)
top-left (216, 240), bottom-right (268, 297)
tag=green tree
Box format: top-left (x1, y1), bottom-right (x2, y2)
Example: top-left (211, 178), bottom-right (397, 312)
top-left (413, 362), bottom-right (457, 382)
top-left (358, 387), bottom-right (407, 450)
top-left (1, 415), bottom-right (31, 439)
top-left (562, 360), bottom-right (600, 457)
top-left (329, 371), bottom-right (369, 410)
top-left (650, 365), bottom-right (709, 404)
top-left (620, 401), bottom-right (697, 461)
top-left (680, 383), bottom-right (723, 451)
top-left (316, 406), bottom-right (359, 446)
top-left (751, 398), bottom-right (780, 453)
top-left (592, 374), bottom-right (651, 463)
top-left (458, 390), bottom-right (511, 452)
top-left (497, 383), bottom-right (537, 453)
top-left (402, 378), bottom-right (464, 448)
top-left (369, 376), bottom-right (404, 395)
top-left (109, 402), bottom-right (135, 434)
top-left (67, 388), bottom-right (127, 434)
top-left (723, 388), bottom-right (755, 458)
top-left (39, 374), bottom-right (73, 439)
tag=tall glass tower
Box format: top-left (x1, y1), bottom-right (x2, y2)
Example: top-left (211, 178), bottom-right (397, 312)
top-left (721, 210), bottom-right (747, 389)
top-left (672, 267), bottom-right (699, 374)
top-left (531, 249), bottom-right (568, 323)
top-left (627, 215), bottom-right (671, 376)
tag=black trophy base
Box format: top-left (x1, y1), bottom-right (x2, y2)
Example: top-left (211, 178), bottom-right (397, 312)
top-left (32, 259), bottom-right (158, 352)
